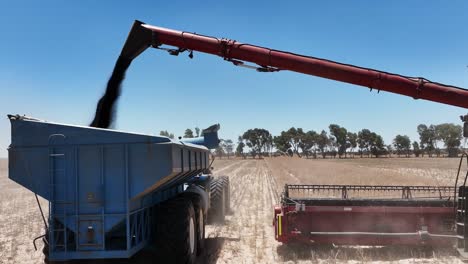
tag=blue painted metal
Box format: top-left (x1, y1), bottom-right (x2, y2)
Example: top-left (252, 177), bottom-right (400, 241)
top-left (7, 115), bottom-right (219, 260)
top-left (181, 124), bottom-right (220, 149)
top-left (187, 174), bottom-right (211, 184)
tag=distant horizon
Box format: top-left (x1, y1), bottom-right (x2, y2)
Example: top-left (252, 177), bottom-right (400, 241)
top-left (2, 118), bottom-right (466, 158)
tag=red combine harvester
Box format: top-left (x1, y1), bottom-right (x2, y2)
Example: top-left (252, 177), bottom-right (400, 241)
top-left (115, 21), bottom-right (468, 256)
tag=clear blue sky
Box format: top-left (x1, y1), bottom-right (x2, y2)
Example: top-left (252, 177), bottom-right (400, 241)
top-left (1, 1), bottom-right (467, 157)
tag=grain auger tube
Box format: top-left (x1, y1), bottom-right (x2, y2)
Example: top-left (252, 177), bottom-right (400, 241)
top-left (115, 20), bottom-right (468, 108)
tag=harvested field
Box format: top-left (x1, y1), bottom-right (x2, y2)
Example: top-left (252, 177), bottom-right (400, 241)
top-left (266, 157), bottom-right (462, 193)
top-left (1, 157), bottom-right (466, 263)
top-left (0, 158), bottom-right (47, 264)
top-left (203, 157), bottom-right (464, 264)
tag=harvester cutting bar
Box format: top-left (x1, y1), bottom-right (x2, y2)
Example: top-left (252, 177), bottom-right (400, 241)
top-left (308, 231), bottom-right (457, 238)
top-left (285, 184), bottom-right (456, 200)
top-left (274, 184), bottom-right (456, 246)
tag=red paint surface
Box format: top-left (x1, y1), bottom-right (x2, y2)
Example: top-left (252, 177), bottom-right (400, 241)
top-left (274, 205), bottom-right (454, 246)
top-left (142, 24), bottom-right (468, 108)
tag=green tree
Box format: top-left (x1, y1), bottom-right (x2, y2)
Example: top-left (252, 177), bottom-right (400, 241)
top-left (301, 130), bottom-right (319, 158)
top-left (357, 129), bottom-right (385, 158)
top-left (435, 123), bottom-right (463, 157)
top-left (393, 135), bottom-right (411, 157)
top-left (317, 130), bottom-right (329, 158)
top-left (329, 124), bottom-right (348, 158)
top-left (273, 132), bottom-right (292, 156)
top-left (184, 128), bottom-right (194, 138)
top-left (417, 124), bottom-right (437, 157)
top-left (412, 141), bottom-right (422, 157)
top-left (264, 134), bottom-right (274, 156)
top-left (357, 129), bottom-right (372, 157)
top-left (387, 144), bottom-right (393, 157)
top-left (346, 132), bottom-right (358, 158)
top-left (286, 127), bottom-right (305, 157)
top-left (369, 133), bottom-right (386, 158)
top-left (195, 127), bottom-right (200, 137)
top-left (236, 142), bottom-right (245, 158)
top-left (222, 139), bottom-right (234, 158)
top-left (274, 128), bottom-right (306, 157)
top-left (328, 137), bottom-right (338, 158)
top-left (160, 130), bottom-right (174, 139)
top-left (236, 136), bottom-right (246, 158)
top-left (242, 128), bottom-right (272, 159)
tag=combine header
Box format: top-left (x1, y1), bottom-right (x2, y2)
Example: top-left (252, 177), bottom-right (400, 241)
top-left (7, 20), bottom-right (468, 263)
top-left (274, 152), bottom-right (468, 256)
top-left (274, 184), bottom-right (456, 246)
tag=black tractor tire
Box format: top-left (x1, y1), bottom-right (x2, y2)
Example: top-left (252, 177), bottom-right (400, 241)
top-left (208, 178), bottom-right (225, 224)
top-left (43, 230), bottom-right (72, 264)
top-left (192, 197), bottom-right (205, 255)
top-left (154, 197), bottom-right (198, 264)
top-left (220, 176), bottom-right (231, 214)
top-left (42, 231), bottom-right (62, 264)
top-left (43, 235), bottom-right (51, 264)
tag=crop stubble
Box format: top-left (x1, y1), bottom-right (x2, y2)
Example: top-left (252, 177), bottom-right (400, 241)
top-left (1, 157), bottom-right (466, 263)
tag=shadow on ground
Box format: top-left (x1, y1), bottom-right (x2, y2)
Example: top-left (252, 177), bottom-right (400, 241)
top-left (277, 243), bottom-right (459, 262)
top-left (196, 237), bottom-right (225, 264)
top-left (65, 236), bottom-right (232, 264)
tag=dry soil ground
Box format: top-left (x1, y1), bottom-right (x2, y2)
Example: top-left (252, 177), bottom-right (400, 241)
top-left (1, 157), bottom-right (467, 263)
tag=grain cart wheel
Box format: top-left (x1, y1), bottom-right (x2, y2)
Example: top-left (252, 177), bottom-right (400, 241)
top-left (208, 178), bottom-right (225, 224)
top-left (154, 197), bottom-right (198, 264)
top-left (42, 230), bottom-right (62, 264)
top-left (220, 176), bottom-right (231, 214)
top-left (192, 198), bottom-right (205, 254)
top-left (42, 234), bottom-right (51, 264)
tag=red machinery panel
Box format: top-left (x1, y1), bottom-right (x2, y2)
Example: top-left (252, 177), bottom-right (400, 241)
top-left (274, 185), bottom-right (456, 246)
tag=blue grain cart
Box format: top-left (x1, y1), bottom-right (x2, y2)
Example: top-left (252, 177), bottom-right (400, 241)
top-left (8, 115), bottom-right (229, 263)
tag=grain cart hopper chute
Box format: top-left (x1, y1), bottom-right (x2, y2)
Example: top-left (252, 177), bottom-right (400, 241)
top-left (7, 20), bottom-right (468, 263)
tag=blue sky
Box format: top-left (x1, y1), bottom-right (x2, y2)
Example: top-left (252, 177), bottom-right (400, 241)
top-left (1, 1), bottom-right (467, 157)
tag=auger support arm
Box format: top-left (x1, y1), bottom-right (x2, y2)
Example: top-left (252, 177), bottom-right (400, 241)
top-left (118, 20), bottom-right (468, 108)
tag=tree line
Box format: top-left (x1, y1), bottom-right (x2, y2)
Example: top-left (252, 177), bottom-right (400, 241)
top-left (159, 123), bottom-right (464, 159)
top-left (159, 127), bottom-right (201, 139)
top-left (238, 125), bottom-right (387, 159)
top-left (233, 123), bottom-right (463, 159)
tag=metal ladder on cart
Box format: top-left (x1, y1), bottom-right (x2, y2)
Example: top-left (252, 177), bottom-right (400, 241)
top-left (455, 152), bottom-right (468, 258)
top-left (48, 139), bottom-right (108, 259)
top-left (48, 134), bottom-right (70, 255)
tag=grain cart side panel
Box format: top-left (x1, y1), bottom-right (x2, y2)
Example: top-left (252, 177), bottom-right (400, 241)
top-left (8, 116), bottom-right (173, 203)
top-left (9, 147), bottom-right (50, 199)
top-left (78, 146), bottom-right (103, 215)
top-left (7, 115), bottom-right (215, 260)
top-left (103, 145), bottom-right (126, 216)
top-left (128, 143), bottom-right (175, 200)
